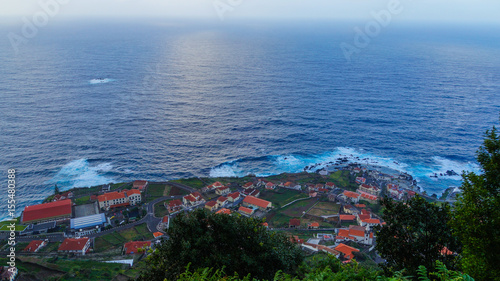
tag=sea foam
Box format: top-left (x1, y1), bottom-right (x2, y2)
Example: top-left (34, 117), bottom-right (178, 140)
top-left (46, 159), bottom-right (115, 190)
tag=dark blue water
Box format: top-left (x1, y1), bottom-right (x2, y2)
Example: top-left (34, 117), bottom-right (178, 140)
top-left (1, 20), bottom-right (500, 220)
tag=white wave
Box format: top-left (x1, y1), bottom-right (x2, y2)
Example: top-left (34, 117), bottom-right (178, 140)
top-left (425, 156), bottom-right (480, 180)
top-left (89, 78), bottom-right (113, 84)
top-left (47, 159), bottom-right (115, 190)
top-left (209, 164), bottom-right (241, 178)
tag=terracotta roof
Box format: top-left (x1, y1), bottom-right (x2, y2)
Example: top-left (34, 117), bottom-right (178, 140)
top-left (153, 232), bottom-right (164, 238)
top-left (308, 222), bottom-right (320, 228)
top-left (58, 238), bottom-right (89, 252)
top-left (228, 192), bottom-right (240, 200)
top-left (216, 208), bottom-right (232, 215)
top-left (261, 222), bottom-right (268, 227)
top-left (192, 192), bottom-right (202, 199)
top-left (355, 204), bottom-right (366, 208)
top-left (243, 182), bottom-right (254, 188)
top-left (183, 195), bottom-right (196, 202)
top-left (339, 215), bottom-right (356, 221)
top-left (355, 177), bottom-right (366, 183)
top-left (362, 218), bottom-right (381, 224)
top-left (284, 182), bottom-right (293, 187)
top-left (440, 246), bottom-right (455, 256)
top-left (358, 214), bottom-right (371, 221)
top-left (325, 182), bottom-right (335, 187)
top-left (217, 196), bottom-right (228, 203)
top-left (162, 216), bottom-right (169, 223)
top-left (289, 218), bottom-right (301, 226)
top-left (266, 182), bottom-right (275, 187)
top-left (22, 199), bottom-right (72, 223)
top-left (124, 241), bottom-right (151, 255)
top-left (243, 196), bottom-right (271, 209)
top-left (315, 184), bottom-right (324, 188)
top-left (216, 186), bottom-right (230, 192)
top-left (238, 206), bottom-right (254, 215)
top-left (98, 191), bottom-right (125, 202)
top-left (205, 201), bottom-right (217, 207)
top-left (133, 180), bottom-right (148, 187)
top-left (343, 191), bottom-right (361, 198)
top-left (360, 193), bottom-right (378, 201)
top-left (212, 181), bottom-right (223, 187)
top-left (360, 184), bottom-right (379, 190)
top-left (361, 209), bottom-right (370, 215)
top-left (24, 240), bottom-right (45, 252)
top-left (126, 189), bottom-right (141, 196)
top-left (335, 243), bottom-right (360, 260)
top-left (168, 199), bottom-right (183, 207)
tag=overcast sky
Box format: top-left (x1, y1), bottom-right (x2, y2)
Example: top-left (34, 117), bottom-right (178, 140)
top-left (1, 0), bottom-right (499, 24)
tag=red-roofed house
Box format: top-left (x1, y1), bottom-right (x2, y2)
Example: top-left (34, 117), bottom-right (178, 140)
top-left (215, 186), bottom-right (231, 196)
top-left (123, 241), bottom-right (151, 255)
top-left (335, 243), bottom-right (360, 261)
top-left (355, 177), bottom-right (366, 184)
top-left (242, 196), bottom-right (272, 211)
top-left (339, 214), bottom-right (356, 222)
top-left (336, 226), bottom-right (374, 245)
top-left (358, 191), bottom-right (379, 203)
top-left (309, 191), bottom-right (318, 198)
top-left (53, 191), bottom-right (74, 202)
top-left (24, 240), bottom-right (47, 253)
top-left (289, 218), bottom-right (301, 228)
top-left (265, 182), bottom-right (276, 190)
top-left (359, 218), bottom-right (381, 230)
top-left (133, 180), bottom-right (148, 191)
top-left (205, 201), bottom-right (218, 212)
top-left (361, 209), bottom-right (371, 216)
top-left (227, 192), bottom-right (241, 202)
top-left (290, 235), bottom-right (304, 244)
top-left (98, 189), bottom-right (142, 210)
top-left (167, 199), bottom-right (183, 213)
top-left (22, 199), bottom-right (72, 224)
top-left (238, 206), bottom-right (254, 216)
top-left (315, 184), bottom-right (324, 190)
top-left (359, 184), bottom-right (381, 196)
top-left (325, 182), bottom-right (336, 189)
top-left (58, 237), bottom-right (90, 255)
top-left (217, 196), bottom-right (228, 207)
top-left (249, 189), bottom-right (261, 197)
top-left (355, 204), bottom-right (366, 208)
top-left (242, 182), bottom-right (254, 190)
top-left (207, 181), bottom-right (224, 191)
top-left (308, 222), bottom-right (320, 229)
top-left (160, 215), bottom-right (169, 229)
top-left (153, 232), bottom-right (164, 239)
top-left (261, 222), bottom-right (268, 228)
top-left (341, 191), bottom-right (361, 204)
top-left (183, 192), bottom-right (205, 206)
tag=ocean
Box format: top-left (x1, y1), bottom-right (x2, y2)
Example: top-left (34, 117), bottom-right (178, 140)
top-left (1, 20), bottom-right (499, 220)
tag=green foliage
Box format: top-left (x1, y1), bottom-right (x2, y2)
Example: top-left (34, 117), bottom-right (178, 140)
top-left (375, 196), bottom-right (459, 276)
top-left (450, 126), bottom-right (500, 280)
top-left (138, 208), bottom-right (304, 281)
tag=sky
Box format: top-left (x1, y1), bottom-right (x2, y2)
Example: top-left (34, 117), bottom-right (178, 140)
top-left (0, 0), bottom-right (499, 24)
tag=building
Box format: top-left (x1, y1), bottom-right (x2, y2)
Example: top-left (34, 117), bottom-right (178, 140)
top-left (242, 182), bottom-right (254, 190)
top-left (153, 232), bottom-right (164, 239)
top-left (355, 177), bottom-right (366, 184)
top-left (207, 181), bottom-right (224, 191)
top-left (325, 182), bottom-right (336, 189)
top-left (217, 196), bottom-right (228, 207)
top-left (123, 241), bottom-right (151, 255)
top-left (341, 191), bottom-right (361, 204)
top-left (58, 237), bottom-right (91, 255)
top-left (359, 192), bottom-right (378, 203)
top-left (133, 180), bottom-right (148, 191)
top-left (242, 196), bottom-right (272, 211)
top-left (359, 218), bottom-right (381, 230)
top-left (70, 213), bottom-right (107, 236)
top-left (167, 199), bottom-right (183, 213)
top-left (336, 225), bottom-right (373, 245)
top-left (387, 184), bottom-right (403, 200)
top-left (215, 186), bottom-right (231, 196)
top-left (289, 218), bottom-right (301, 228)
top-left (339, 214), bottom-right (356, 222)
top-left (97, 189), bottom-right (142, 210)
top-left (160, 215), bottom-right (169, 229)
top-left (53, 191), bottom-right (74, 201)
top-left (21, 199), bottom-right (72, 224)
top-left (343, 205), bottom-right (360, 215)
top-left (227, 192), bottom-right (241, 202)
top-left (23, 240), bottom-right (48, 252)
top-left (308, 222), bottom-right (320, 229)
top-left (238, 206), bottom-right (254, 216)
top-left (205, 201), bottom-right (218, 212)
top-left (358, 184), bottom-right (381, 196)
top-left (334, 243), bottom-right (360, 261)
top-left (183, 192), bottom-right (205, 206)
top-left (265, 182), bottom-right (276, 190)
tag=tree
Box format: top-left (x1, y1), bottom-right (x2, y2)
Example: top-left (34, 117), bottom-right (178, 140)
top-left (54, 184), bottom-right (60, 195)
top-left (375, 196), bottom-right (459, 276)
top-left (450, 126), bottom-right (500, 280)
top-left (138, 208), bottom-right (304, 281)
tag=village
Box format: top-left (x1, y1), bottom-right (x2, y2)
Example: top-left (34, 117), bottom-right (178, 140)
top-left (0, 163), bottom-right (432, 280)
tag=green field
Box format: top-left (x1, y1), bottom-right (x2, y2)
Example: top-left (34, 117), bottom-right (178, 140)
top-left (154, 201), bottom-right (169, 217)
top-left (74, 196), bottom-right (90, 206)
top-left (0, 221), bottom-right (28, 231)
top-left (329, 170), bottom-right (358, 190)
top-left (94, 223), bottom-right (152, 253)
top-left (259, 189), bottom-right (308, 208)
